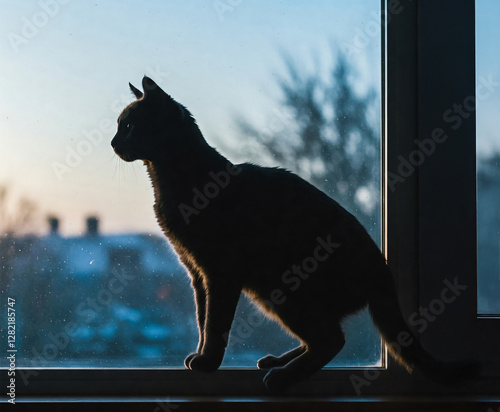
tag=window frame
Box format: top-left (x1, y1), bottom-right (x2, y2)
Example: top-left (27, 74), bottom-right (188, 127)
top-left (9, 0), bottom-right (500, 402)
top-left (386, 0), bottom-right (500, 372)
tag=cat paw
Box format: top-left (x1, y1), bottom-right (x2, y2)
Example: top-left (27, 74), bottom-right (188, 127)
top-left (257, 355), bottom-right (281, 370)
top-left (263, 368), bottom-right (290, 392)
top-left (184, 353), bottom-right (199, 369)
top-left (187, 353), bottom-right (221, 372)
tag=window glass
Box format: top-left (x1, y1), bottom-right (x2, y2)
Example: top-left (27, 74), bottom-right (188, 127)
top-left (476, 0), bottom-right (500, 316)
top-left (0, 0), bottom-right (381, 367)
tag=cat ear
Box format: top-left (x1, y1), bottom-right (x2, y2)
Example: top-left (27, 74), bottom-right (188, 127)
top-left (142, 76), bottom-right (163, 96)
top-left (129, 82), bottom-right (143, 99)
top-left (142, 76), bottom-right (170, 106)
top-left (142, 76), bottom-right (187, 121)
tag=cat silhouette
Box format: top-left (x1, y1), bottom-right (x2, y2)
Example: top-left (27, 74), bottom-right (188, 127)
top-left (111, 76), bottom-right (477, 391)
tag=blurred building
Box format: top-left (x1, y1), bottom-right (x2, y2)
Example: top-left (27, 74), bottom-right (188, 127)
top-left (5, 216), bottom-right (196, 367)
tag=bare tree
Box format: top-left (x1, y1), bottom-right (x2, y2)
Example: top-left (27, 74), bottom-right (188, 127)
top-left (0, 185), bottom-right (37, 236)
top-left (234, 51), bottom-right (380, 236)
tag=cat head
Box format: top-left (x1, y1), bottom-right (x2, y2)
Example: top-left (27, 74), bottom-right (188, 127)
top-left (111, 76), bottom-right (191, 162)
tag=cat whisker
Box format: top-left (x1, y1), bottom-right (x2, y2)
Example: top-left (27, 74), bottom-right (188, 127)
top-left (114, 156), bottom-right (124, 191)
top-left (112, 156), bottom-right (119, 181)
top-left (131, 162), bottom-right (138, 181)
top-left (119, 160), bottom-right (125, 187)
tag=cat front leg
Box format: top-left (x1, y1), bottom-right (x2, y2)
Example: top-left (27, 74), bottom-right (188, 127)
top-left (184, 275), bottom-right (206, 369)
top-left (187, 279), bottom-right (242, 373)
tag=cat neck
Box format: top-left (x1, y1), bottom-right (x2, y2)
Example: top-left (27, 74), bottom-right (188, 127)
top-left (144, 124), bottom-right (232, 208)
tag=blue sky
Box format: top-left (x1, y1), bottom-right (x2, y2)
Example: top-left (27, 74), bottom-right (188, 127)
top-left (0, 1), bottom-right (497, 236)
top-left (476, 0), bottom-right (500, 158)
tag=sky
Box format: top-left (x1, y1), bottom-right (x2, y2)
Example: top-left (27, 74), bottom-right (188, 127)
top-left (0, 0), bottom-right (497, 236)
top-left (476, 0), bottom-right (500, 158)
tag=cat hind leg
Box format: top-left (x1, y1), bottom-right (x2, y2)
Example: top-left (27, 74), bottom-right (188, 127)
top-left (257, 345), bottom-right (306, 370)
top-left (263, 324), bottom-right (345, 392)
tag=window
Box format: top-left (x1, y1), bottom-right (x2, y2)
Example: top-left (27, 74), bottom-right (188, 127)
top-left (1, 0), bottom-right (498, 405)
top-left (1, 0), bottom-right (385, 396)
top-left (476, 0), bottom-right (500, 316)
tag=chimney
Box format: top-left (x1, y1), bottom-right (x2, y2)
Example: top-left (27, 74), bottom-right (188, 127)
top-left (86, 216), bottom-right (99, 237)
top-left (48, 217), bottom-right (59, 235)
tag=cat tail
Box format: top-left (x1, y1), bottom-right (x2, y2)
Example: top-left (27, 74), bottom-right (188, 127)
top-left (367, 266), bottom-right (480, 382)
